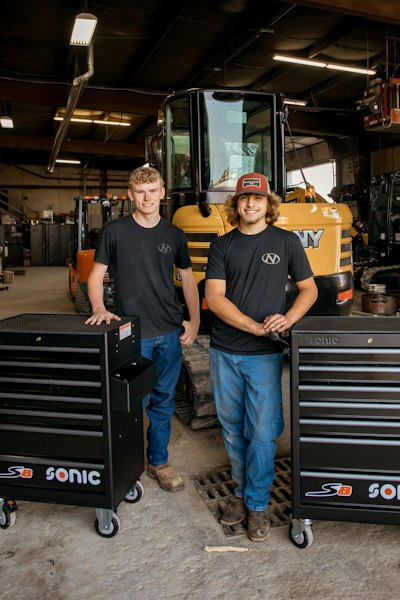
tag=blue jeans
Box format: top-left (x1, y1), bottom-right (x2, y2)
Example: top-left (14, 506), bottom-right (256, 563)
top-left (209, 348), bottom-right (284, 511)
top-left (141, 330), bottom-right (182, 467)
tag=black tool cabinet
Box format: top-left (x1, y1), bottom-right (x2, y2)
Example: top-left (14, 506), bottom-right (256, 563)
top-left (0, 313), bottom-right (156, 538)
top-left (290, 316), bottom-right (400, 548)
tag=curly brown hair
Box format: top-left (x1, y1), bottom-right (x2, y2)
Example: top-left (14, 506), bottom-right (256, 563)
top-left (128, 166), bottom-right (165, 189)
top-left (224, 192), bottom-right (281, 227)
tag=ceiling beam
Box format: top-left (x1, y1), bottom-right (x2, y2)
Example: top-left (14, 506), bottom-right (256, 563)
top-left (293, 0), bottom-right (400, 26)
top-left (306, 17), bottom-right (360, 58)
top-left (0, 134), bottom-right (144, 159)
top-left (286, 109), bottom-right (364, 137)
top-left (0, 80), bottom-right (165, 115)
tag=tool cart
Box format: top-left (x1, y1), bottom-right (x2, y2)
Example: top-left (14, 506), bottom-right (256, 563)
top-left (290, 316), bottom-right (400, 548)
top-left (0, 313), bottom-right (156, 538)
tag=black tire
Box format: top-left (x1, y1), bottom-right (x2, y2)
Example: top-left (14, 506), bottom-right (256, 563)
top-left (94, 515), bottom-right (120, 538)
top-left (75, 281), bottom-right (92, 314)
top-left (124, 480), bottom-right (144, 504)
top-left (68, 269), bottom-right (75, 300)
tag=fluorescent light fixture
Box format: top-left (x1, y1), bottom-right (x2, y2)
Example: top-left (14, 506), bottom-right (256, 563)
top-left (273, 54), bottom-right (326, 68)
top-left (69, 117), bottom-right (94, 123)
top-left (0, 116), bottom-right (14, 128)
top-left (92, 120), bottom-right (131, 127)
top-left (54, 116), bottom-right (131, 126)
top-left (284, 98), bottom-right (308, 106)
top-left (70, 13), bottom-right (97, 46)
top-left (54, 117), bottom-right (93, 123)
top-left (273, 54), bottom-right (376, 76)
top-left (326, 63), bottom-right (376, 76)
top-left (55, 159), bottom-right (81, 165)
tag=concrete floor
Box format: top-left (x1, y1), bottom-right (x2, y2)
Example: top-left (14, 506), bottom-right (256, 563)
top-left (1, 267), bottom-right (400, 600)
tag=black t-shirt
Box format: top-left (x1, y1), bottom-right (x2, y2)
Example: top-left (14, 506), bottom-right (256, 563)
top-left (95, 215), bottom-right (191, 338)
top-left (206, 226), bottom-right (313, 354)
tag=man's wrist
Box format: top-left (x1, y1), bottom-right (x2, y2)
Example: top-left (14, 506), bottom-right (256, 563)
top-left (285, 314), bottom-right (296, 326)
top-left (92, 305), bottom-right (106, 313)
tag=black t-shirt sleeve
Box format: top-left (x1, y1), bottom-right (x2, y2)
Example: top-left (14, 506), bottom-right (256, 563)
top-left (94, 222), bottom-right (114, 266)
top-left (206, 238), bottom-right (227, 280)
top-left (174, 230), bottom-right (192, 270)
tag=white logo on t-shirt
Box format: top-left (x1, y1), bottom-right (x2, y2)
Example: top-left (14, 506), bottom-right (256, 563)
top-left (262, 253), bottom-right (280, 264)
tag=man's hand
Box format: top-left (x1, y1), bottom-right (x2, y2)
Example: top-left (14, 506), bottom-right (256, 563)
top-left (179, 319), bottom-right (200, 346)
top-left (263, 313), bottom-right (294, 335)
top-left (85, 308), bottom-right (121, 326)
top-left (252, 322), bottom-right (271, 337)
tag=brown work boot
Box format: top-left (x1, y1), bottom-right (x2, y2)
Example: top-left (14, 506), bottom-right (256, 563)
top-left (147, 463), bottom-right (184, 493)
top-left (220, 496), bottom-right (247, 526)
top-left (247, 510), bottom-right (271, 541)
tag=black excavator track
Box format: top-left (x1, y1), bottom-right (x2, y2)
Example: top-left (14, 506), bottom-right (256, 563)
top-left (174, 334), bottom-right (219, 429)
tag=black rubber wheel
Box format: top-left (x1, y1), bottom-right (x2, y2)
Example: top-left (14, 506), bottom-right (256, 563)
top-left (289, 522), bottom-right (314, 549)
top-left (0, 505), bottom-right (17, 529)
top-left (94, 514), bottom-right (120, 538)
top-left (124, 480), bottom-right (144, 504)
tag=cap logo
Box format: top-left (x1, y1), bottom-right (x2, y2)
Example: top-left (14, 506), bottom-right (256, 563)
top-left (242, 177), bottom-right (261, 188)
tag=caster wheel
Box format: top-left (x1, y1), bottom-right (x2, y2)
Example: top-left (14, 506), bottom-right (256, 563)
top-left (289, 522), bottom-right (314, 549)
top-left (0, 500), bottom-right (17, 529)
top-left (124, 480), bottom-right (144, 504)
top-left (94, 514), bottom-right (121, 538)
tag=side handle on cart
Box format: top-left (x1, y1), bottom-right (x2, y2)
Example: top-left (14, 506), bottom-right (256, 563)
top-left (110, 357), bottom-right (156, 412)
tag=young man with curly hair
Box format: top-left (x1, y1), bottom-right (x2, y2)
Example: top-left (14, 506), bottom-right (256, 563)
top-left (205, 172), bottom-right (317, 541)
top-left (86, 166), bottom-right (200, 493)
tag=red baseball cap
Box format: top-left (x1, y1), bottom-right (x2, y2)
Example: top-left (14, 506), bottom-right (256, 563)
top-left (235, 172), bottom-right (270, 196)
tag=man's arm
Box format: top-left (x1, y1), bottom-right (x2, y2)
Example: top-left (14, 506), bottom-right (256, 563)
top-left (177, 267), bottom-right (200, 346)
top-left (263, 276), bottom-right (318, 334)
top-left (205, 279), bottom-right (269, 337)
top-left (85, 261), bottom-right (121, 325)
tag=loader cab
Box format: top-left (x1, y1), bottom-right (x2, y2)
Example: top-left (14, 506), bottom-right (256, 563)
top-left (151, 89), bottom-right (285, 219)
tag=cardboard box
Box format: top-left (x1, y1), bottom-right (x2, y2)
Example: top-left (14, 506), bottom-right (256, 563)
top-left (3, 271), bottom-right (14, 284)
top-left (1, 215), bottom-right (16, 225)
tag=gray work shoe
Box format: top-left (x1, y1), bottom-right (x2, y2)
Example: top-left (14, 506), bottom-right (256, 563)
top-left (147, 464), bottom-right (184, 492)
top-left (220, 497), bottom-right (247, 525)
top-left (247, 510), bottom-right (271, 541)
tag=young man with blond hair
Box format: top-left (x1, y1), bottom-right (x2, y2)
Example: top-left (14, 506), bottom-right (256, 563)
top-left (86, 166), bottom-right (200, 492)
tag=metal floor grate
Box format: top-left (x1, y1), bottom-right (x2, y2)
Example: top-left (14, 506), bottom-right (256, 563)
top-left (192, 458), bottom-right (292, 537)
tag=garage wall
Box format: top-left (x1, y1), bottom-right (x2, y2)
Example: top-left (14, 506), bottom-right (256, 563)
top-left (0, 164), bottom-right (131, 220)
top-left (285, 141), bottom-right (331, 172)
top-left (370, 146), bottom-right (400, 177)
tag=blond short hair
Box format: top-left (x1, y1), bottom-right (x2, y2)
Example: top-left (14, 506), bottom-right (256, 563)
top-left (128, 166), bottom-right (164, 189)
top-left (224, 191), bottom-right (281, 227)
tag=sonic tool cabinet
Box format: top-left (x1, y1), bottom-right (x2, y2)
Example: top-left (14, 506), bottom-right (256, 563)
top-left (290, 316), bottom-right (400, 548)
top-left (0, 313), bottom-right (156, 538)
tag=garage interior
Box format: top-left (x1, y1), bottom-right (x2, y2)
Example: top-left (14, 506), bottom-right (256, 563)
top-left (2, 1), bottom-right (400, 599)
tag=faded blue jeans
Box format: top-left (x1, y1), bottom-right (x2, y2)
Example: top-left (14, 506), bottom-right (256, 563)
top-left (209, 348), bottom-right (284, 511)
top-left (141, 330), bottom-right (182, 467)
